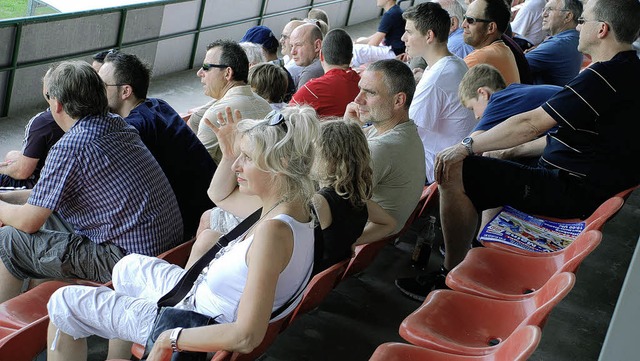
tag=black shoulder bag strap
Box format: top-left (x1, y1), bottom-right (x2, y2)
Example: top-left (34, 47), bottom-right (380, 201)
top-left (157, 208), bottom-right (262, 308)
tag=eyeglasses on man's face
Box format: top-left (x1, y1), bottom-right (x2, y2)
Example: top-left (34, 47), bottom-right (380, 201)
top-left (463, 15), bottom-right (492, 25)
top-left (543, 7), bottom-right (570, 14)
top-left (576, 17), bottom-right (605, 25)
top-left (201, 63), bottom-right (230, 71)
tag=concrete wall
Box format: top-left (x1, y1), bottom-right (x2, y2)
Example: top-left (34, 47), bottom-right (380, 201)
top-left (0, 0), bottom-right (382, 117)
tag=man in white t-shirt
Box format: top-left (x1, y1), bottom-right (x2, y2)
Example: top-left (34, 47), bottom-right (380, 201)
top-left (402, 2), bottom-right (476, 185)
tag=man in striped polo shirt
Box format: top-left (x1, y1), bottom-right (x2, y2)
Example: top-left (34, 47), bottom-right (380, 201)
top-left (405, 0), bottom-right (640, 300)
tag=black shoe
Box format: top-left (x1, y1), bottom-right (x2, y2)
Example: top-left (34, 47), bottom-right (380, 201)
top-left (439, 243), bottom-right (446, 257)
top-left (395, 267), bottom-right (449, 302)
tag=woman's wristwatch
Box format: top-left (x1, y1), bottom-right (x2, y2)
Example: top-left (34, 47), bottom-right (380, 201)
top-left (170, 327), bottom-right (184, 352)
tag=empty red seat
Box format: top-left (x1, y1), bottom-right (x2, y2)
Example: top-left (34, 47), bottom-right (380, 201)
top-left (482, 196), bottom-right (623, 256)
top-left (370, 325), bottom-right (541, 361)
top-left (0, 280), bottom-right (69, 329)
top-left (447, 230), bottom-right (601, 300)
top-left (400, 273), bottom-right (575, 356)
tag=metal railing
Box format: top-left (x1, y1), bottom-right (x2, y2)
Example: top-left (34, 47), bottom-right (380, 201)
top-left (0, 0), bottom-right (359, 117)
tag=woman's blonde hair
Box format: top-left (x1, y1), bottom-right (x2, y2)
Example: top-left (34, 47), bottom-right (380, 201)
top-left (237, 105), bottom-right (320, 205)
top-left (314, 120), bottom-right (373, 207)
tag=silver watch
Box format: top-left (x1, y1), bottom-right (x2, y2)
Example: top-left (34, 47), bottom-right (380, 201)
top-left (170, 327), bottom-right (184, 352)
top-left (461, 136), bottom-right (474, 155)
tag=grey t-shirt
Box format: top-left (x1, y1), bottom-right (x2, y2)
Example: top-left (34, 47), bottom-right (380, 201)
top-left (366, 121), bottom-right (426, 233)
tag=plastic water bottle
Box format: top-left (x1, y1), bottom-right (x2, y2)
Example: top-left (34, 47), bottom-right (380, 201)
top-left (411, 216), bottom-right (436, 269)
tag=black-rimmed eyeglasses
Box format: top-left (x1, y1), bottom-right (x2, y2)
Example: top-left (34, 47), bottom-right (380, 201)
top-left (201, 63), bottom-right (230, 71)
top-left (463, 15), bottom-right (492, 25)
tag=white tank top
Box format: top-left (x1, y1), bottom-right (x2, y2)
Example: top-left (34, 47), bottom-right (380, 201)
top-left (193, 214), bottom-right (314, 323)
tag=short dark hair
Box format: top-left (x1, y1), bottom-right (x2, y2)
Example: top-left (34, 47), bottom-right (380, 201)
top-left (562, 0), bottom-right (583, 25)
top-left (206, 40), bottom-right (249, 83)
top-left (44, 61), bottom-right (109, 118)
top-left (104, 52), bottom-right (151, 100)
top-left (322, 29), bottom-right (353, 66)
top-left (402, 2), bottom-right (451, 43)
top-left (592, 0), bottom-right (640, 44)
top-left (482, 0), bottom-right (511, 34)
top-left (92, 49), bottom-right (113, 63)
top-left (367, 59), bottom-right (416, 110)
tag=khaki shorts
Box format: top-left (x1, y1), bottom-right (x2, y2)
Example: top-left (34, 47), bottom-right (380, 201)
top-left (0, 213), bottom-right (125, 283)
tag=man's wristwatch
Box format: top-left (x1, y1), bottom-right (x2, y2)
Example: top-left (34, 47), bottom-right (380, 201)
top-left (169, 327), bottom-right (184, 352)
top-left (461, 136), bottom-right (474, 155)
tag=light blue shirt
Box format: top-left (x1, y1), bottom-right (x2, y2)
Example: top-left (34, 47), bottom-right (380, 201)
top-left (525, 29), bottom-right (582, 86)
top-left (448, 28), bottom-right (474, 59)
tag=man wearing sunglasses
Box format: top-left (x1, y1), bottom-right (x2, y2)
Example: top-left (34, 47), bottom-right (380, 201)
top-left (99, 51), bottom-right (216, 240)
top-left (425, 0), bottom-right (640, 300)
top-left (525, 0), bottom-right (583, 86)
top-left (196, 40), bottom-right (272, 164)
top-left (462, 0), bottom-right (520, 84)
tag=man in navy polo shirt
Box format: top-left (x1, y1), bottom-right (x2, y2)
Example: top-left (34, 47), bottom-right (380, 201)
top-left (404, 0), bottom-right (640, 301)
top-left (99, 52), bottom-right (216, 240)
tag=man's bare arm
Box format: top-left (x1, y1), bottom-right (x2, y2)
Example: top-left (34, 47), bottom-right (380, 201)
top-left (0, 200), bottom-right (51, 233)
top-left (0, 154), bottom-right (39, 180)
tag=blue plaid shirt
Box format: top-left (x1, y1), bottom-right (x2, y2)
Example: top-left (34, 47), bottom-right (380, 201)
top-left (28, 113), bottom-right (183, 256)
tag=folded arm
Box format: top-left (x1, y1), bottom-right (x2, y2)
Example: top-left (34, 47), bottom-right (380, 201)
top-left (0, 200), bottom-right (51, 233)
top-left (0, 153), bottom-right (38, 180)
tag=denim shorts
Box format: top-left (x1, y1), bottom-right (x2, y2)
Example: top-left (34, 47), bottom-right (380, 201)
top-left (0, 213), bottom-right (125, 283)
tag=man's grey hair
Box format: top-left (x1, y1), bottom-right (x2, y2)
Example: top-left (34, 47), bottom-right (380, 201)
top-left (562, 0), bottom-right (583, 25)
top-left (366, 59), bottom-right (416, 110)
top-left (44, 61), bottom-right (109, 119)
top-left (434, 0), bottom-right (466, 28)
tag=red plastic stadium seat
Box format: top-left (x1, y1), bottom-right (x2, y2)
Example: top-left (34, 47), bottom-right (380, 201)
top-left (482, 196), bottom-right (623, 256)
top-left (370, 325), bottom-right (541, 361)
top-left (399, 273), bottom-right (575, 356)
top-left (287, 259), bottom-right (348, 325)
top-left (0, 281), bottom-right (71, 361)
top-left (447, 230), bottom-right (601, 300)
top-left (157, 238), bottom-right (195, 268)
top-left (342, 184), bottom-right (438, 280)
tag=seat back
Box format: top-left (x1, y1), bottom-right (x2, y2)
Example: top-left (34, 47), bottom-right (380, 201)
top-left (341, 239), bottom-right (389, 280)
top-left (614, 184), bottom-right (638, 201)
top-left (583, 197), bottom-right (625, 230)
top-left (157, 238), bottom-right (195, 268)
top-left (342, 184), bottom-right (436, 280)
top-left (0, 280), bottom-right (71, 361)
top-left (0, 315), bottom-right (50, 361)
top-left (527, 272), bottom-right (576, 328)
top-left (495, 325), bottom-right (542, 361)
top-left (558, 230), bottom-right (602, 273)
top-left (369, 326), bottom-right (541, 361)
top-left (287, 259), bottom-right (348, 325)
top-left (209, 315), bottom-right (290, 361)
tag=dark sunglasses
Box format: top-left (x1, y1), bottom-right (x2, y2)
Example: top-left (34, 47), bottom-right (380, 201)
top-left (266, 110), bottom-right (287, 130)
top-left (201, 63), bottom-right (230, 71)
top-left (463, 15), bottom-right (492, 25)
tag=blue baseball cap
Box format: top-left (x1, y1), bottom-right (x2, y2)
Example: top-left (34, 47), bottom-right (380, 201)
top-left (240, 26), bottom-right (279, 53)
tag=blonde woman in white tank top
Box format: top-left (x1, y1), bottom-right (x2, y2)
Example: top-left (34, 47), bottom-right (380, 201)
top-left (46, 105), bottom-right (320, 361)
